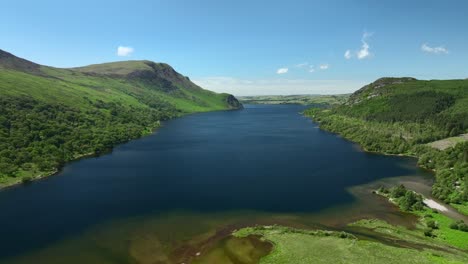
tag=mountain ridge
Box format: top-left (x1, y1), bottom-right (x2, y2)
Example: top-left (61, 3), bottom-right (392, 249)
top-left (0, 49), bottom-right (42, 74)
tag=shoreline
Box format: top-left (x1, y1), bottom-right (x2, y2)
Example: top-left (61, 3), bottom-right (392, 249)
top-left (0, 107), bottom-right (243, 191)
top-left (0, 150), bottom-right (101, 191)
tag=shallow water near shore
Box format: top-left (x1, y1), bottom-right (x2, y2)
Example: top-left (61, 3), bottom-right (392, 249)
top-left (0, 104), bottom-right (434, 263)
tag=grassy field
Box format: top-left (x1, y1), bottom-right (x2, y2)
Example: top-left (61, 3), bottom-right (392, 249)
top-left (238, 94), bottom-right (349, 107)
top-left (427, 134), bottom-right (468, 150)
top-left (352, 211), bottom-right (468, 250)
top-left (233, 226), bottom-right (468, 264)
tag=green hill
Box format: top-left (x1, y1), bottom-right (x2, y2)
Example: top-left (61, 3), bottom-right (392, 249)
top-left (305, 77), bottom-right (468, 207)
top-left (0, 49), bottom-right (242, 187)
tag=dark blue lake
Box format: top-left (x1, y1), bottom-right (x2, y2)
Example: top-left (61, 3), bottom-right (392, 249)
top-left (0, 105), bottom-right (430, 263)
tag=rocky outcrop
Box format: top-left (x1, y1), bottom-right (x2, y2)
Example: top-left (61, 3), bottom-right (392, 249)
top-left (226, 94), bottom-right (243, 109)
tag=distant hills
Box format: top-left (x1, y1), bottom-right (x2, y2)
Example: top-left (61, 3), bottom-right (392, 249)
top-left (0, 49), bottom-right (242, 186)
top-left (238, 94), bottom-right (350, 106)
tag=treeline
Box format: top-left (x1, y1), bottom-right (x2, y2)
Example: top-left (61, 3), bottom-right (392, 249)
top-left (0, 96), bottom-right (177, 184)
top-left (305, 108), bottom-right (467, 205)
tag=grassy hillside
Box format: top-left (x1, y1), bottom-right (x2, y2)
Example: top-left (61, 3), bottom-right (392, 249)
top-left (0, 49), bottom-right (242, 187)
top-left (304, 78), bottom-right (468, 208)
top-left (238, 94), bottom-right (349, 107)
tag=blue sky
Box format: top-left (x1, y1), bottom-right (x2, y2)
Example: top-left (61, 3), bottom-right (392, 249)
top-left (2, 0), bottom-right (467, 95)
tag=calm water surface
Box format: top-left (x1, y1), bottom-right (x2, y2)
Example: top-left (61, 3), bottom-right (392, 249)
top-left (0, 105), bottom-right (432, 263)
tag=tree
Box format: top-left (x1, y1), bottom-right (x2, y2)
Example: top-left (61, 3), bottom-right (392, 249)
top-left (426, 219), bottom-right (438, 229)
top-left (0, 161), bottom-right (18, 177)
top-left (391, 184), bottom-right (407, 198)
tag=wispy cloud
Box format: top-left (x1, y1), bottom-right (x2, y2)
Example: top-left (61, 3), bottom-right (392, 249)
top-left (295, 62), bottom-right (309, 68)
top-left (319, 64), bottom-right (329, 70)
top-left (193, 77), bottom-right (367, 96)
top-left (344, 50), bottom-right (352, 60)
top-left (279, 62), bottom-right (327, 74)
top-left (344, 32), bottom-right (373, 60)
top-left (276, 68), bottom-right (289, 74)
top-left (421, 43), bottom-right (449, 54)
top-left (117, 46), bottom-right (134, 56)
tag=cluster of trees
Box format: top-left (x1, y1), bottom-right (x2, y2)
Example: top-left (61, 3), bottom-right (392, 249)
top-left (449, 220), bottom-right (468, 232)
top-left (378, 185), bottom-right (425, 211)
top-left (0, 96), bottom-right (178, 183)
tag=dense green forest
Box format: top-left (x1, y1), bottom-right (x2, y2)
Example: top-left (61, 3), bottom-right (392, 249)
top-left (0, 49), bottom-right (242, 186)
top-left (305, 77), bottom-right (468, 207)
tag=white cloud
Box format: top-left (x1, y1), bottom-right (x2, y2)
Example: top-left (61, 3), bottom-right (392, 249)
top-left (319, 64), bottom-right (329, 70)
top-left (276, 68), bottom-right (289, 74)
top-left (192, 77), bottom-right (366, 96)
top-left (344, 50), bottom-right (352, 59)
top-left (357, 32), bottom-right (372, 59)
top-left (421, 43), bottom-right (449, 54)
top-left (309, 67), bottom-right (315, 73)
top-left (345, 32), bottom-right (373, 60)
top-left (357, 42), bottom-right (370, 59)
top-left (117, 46), bottom-right (134, 56)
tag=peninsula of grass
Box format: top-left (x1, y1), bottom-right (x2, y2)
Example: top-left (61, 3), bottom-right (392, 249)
top-left (233, 226), bottom-right (468, 264)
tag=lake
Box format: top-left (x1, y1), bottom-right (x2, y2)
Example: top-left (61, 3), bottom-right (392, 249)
top-left (0, 104), bottom-right (433, 263)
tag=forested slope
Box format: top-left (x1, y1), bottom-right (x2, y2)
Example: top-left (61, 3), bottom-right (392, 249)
top-left (0, 49), bottom-right (242, 186)
top-left (305, 77), bottom-right (468, 207)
